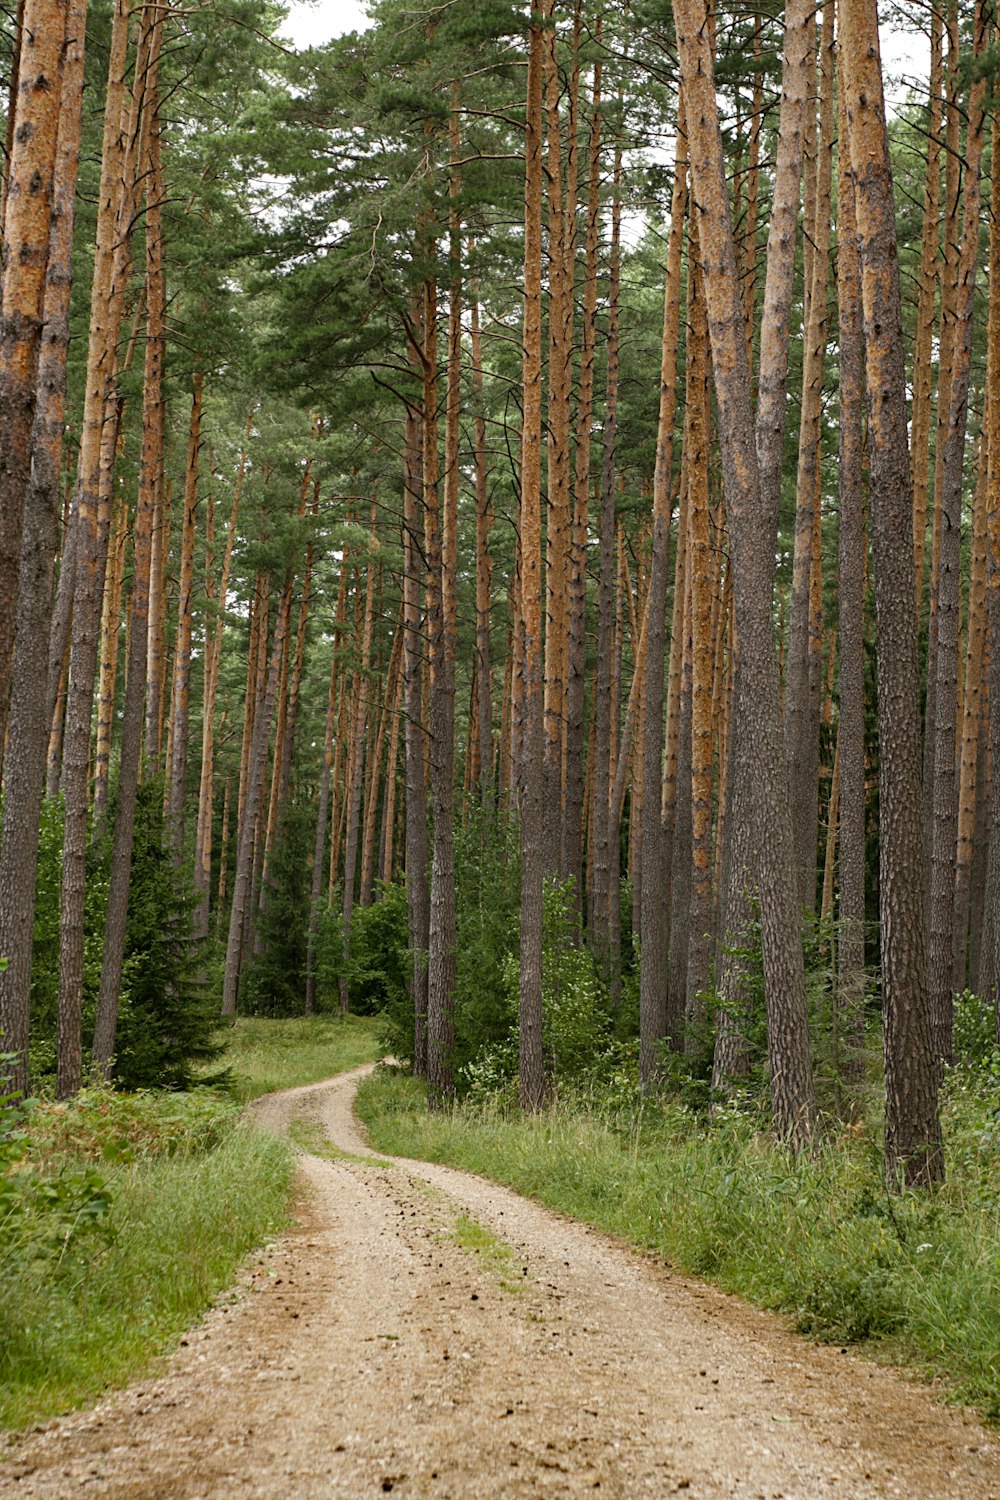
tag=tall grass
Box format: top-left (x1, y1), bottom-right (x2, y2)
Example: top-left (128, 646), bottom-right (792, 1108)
top-left (0, 1114), bottom-right (292, 1430)
top-left (357, 1066), bottom-right (1000, 1422)
top-left (213, 1013), bottom-right (383, 1101)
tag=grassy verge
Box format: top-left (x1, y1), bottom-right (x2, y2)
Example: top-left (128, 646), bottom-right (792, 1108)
top-left (357, 1066), bottom-right (1000, 1423)
top-left (213, 1013), bottom-right (383, 1101)
top-left (0, 1091), bottom-right (293, 1430)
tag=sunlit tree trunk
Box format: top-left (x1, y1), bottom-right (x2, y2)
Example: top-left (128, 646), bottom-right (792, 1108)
top-left (0, 0), bottom-right (81, 1097)
top-left (0, 0), bottom-right (67, 764)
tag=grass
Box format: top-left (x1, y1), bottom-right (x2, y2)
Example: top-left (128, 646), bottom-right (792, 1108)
top-left (0, 1013), bottom-right (384, 1432)
top-left (287, 1111), bottom-right (391, 1168)
top-left (357, 1064), bottom-right (1000, 1424)
top-left (212, 1013), bottom-right (383, 1101)
top-left (448, 1211), bottom-right (525, 1294)
top-left (0, 1100), bottom-right (293, 1430)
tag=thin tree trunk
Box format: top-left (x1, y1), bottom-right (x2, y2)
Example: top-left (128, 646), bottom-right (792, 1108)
top-left (563, 39), bottom-right (602, 902)
top-left (911, 10), bottom-right (943, 612)
top-left (402, 407), bottom-right (430, 1075)
top-left (590, 136), bottom-right (623, 968)
top-left (221, 580), bottom-right (292, 1018)
top-left (518, 9), bottom-right (546, 1111)
top-left (92, 485), bottom-right (127, 822)
top-left (685, 234), bottom-right (714, 1039)
top-left (927, 0), bottom-right (988, 1066)
top-left (783, 0), bottom-right (833, 909)
top-left (341, 514), bottom-right (376, 1014)
top-left (953, 428), bottom-right (989, 993)
top-left (305, 547), bottom-right (349, 1016)
top-left (166, 367), bottom-right (203, 854)
top-left (835, 31), bottom-right (867, 1102)
top-left (57, 0), bottom-right (142, 1096)
top-left (91, 14), bottom-right (166, 1074)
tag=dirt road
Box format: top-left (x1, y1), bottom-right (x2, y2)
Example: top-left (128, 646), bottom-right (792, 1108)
top-left (2, 1064), bottom-right (998, 1498)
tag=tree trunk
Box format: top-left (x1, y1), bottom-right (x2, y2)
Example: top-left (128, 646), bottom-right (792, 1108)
top-left (953, 442), bottom-right (989, 995)
top-left (518, 9), bottom-right (546, 1111)
top-left (927, 0), bottom-right (988, 1066)
top-left (305, 547), bottom-right (349, 1016)
top-left (563, 39), bottom-right (602, 902)
top-left (589, 137), bottom-right (623, 968)
top-left (56, 0), bottom-right (140, 1096)
top-left (0, 0), bottom-right (83, 1098)
top-left (0, 0), bottom-right (67, 764)
top-left (221, 579), bottom-right (292, 1017)
top-left (402, 407), bottom-right (430, 1075)
top-left (340, 521), bottom-right (375, 1015)
top-left (911, 10), bottom-right (942, 613)
top-left (166, 367), bottom-right (203, 854)
top-left (674, 0), bottom-right (816, 1148)
top-left (685, 234), bottom-right (714, 1041)
top-left (783, 0), bottom-right (833, 909)
top-left (840, 0), bottom-right (943, 1185)
top-left (835, 34), bottom-right (867, 1103)
top-left (92, 15), bottom-right (166, 1074)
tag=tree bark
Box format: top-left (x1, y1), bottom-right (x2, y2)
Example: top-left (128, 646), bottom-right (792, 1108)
top-left (221, 580), bottom-right (292, 1018)
top-left (835, 33), bottom-right (867, 1103)
top-left (518, 9), bottom-right (545, 1112)
top-left (0, 0), bottom-right (67, 763)
top-left (0, 0), bottom-right (82, 1098)
top-left (674, 0), bottom-right (816, 1148)
top-left (91, 14), bottom-right (166, 1074)
top-left (840, 0), bottom-right (943, 1185)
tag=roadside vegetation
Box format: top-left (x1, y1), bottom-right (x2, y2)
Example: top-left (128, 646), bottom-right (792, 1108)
top-left (0, 1083), bottom-right (292, 1430)
top-left (359, 1052), bottom-right (1000, 1422)
top-left (0, 1014), bottom-right (382, 1430)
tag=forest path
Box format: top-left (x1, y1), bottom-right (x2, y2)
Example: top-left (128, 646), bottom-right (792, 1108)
top-left (2, 1065), bottom-right (999, 1499)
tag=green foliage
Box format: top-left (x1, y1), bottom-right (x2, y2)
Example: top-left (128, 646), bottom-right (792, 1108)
top-left (346, 882), bottom-right (410, 1017)
top-left (244, 798), bottom-right (316, 1017)
top-left (209, 1014), bottom-right (383, 1102)
top-left (358, 1068), bottom-right (1000, 1421)
top-left (0, 1111), bottom-right (292, 1430)
top-left (27, 785), bottom-right (222, 1092)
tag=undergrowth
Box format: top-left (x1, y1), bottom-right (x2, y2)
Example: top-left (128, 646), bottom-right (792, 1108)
top-left (0, 1084), bottom-right (292, 1430)
top-left (357, 1055), bottom-right (1000, 1424)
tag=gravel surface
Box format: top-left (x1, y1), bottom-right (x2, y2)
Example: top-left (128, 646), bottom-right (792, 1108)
top-left (2, 1063), bottom-right (998, 1498)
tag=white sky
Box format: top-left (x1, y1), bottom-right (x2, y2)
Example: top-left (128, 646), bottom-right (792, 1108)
top-left (282, 0), bottom-right (932, 103)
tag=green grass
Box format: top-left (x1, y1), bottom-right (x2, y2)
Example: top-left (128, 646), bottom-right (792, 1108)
top-left (0, 1018), bottom-right (384, 1432)
top-left (357, 1065), bottom-right (1000, 1423)
top-left (0, 1111), bottom-right (293, 1430)
top-left (287, 1112), bottom-right (392, 1168)
top-left (448, 1211), bottom-right (525, 1294)
top-left (213, 1014), bottom-right (384, 1101)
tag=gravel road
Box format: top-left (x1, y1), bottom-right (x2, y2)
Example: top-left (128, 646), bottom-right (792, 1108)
top-left (2, 1063), bottom-right (998, 1498)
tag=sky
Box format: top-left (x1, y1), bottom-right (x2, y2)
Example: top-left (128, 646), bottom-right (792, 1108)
top-left (282, 0), bottom-right (932, 100)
